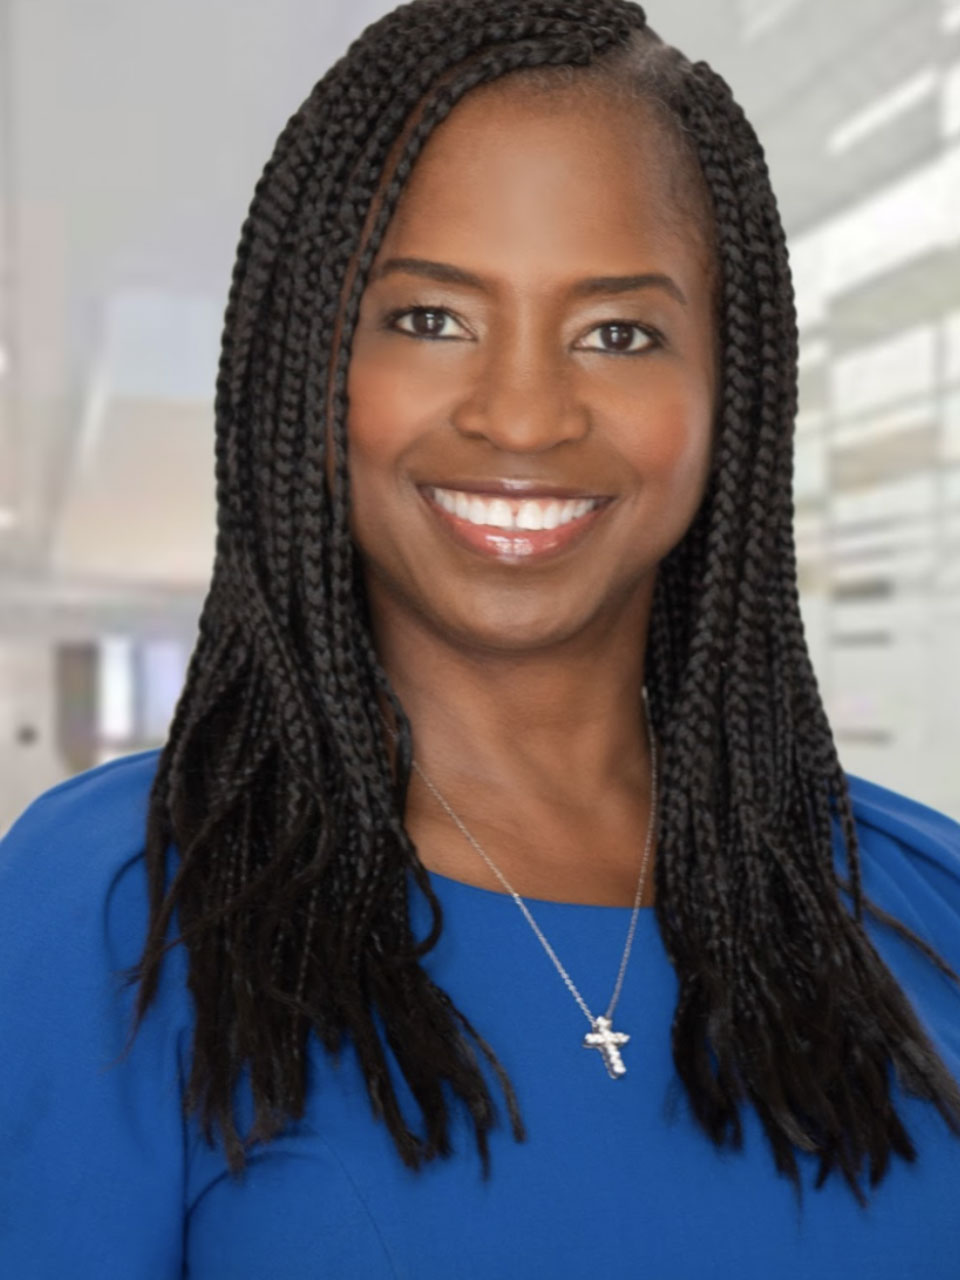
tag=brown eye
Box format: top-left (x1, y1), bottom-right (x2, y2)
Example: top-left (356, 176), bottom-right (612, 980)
top-left (387, 307), bottom-right (469, 340)
top-left (578, 322), bottom-right (658, 355)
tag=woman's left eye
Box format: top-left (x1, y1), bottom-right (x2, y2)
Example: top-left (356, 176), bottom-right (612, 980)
top-left (576, 322), bottom-right (659, 355)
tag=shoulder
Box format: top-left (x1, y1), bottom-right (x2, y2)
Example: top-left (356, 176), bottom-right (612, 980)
top-left (1, 746), bottom-right (162, 868)
top-left (0, 747), bottom-right (171, 977)
top-left (840, 771), bottom-right (960, 974)
top-left (0, 749), bottom-right (190, 1271)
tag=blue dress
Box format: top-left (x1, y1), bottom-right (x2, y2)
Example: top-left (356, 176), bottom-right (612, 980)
top-left (1, 748), bottom-right (959, 1278)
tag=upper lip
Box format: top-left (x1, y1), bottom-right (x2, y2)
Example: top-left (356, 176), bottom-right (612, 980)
top-left (419, 478), bottom-right (612, 500)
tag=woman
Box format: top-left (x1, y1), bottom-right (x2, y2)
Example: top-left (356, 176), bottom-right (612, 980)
top-left (3, 0), bottom-right (960, 1275)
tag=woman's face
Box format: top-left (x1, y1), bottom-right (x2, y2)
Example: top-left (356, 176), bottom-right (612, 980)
top-left (346, 80), bottom-right (718, 654)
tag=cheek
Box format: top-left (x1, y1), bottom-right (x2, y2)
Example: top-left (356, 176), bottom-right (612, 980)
top-left (345, 353), bottom-right (412, 481)
top-left (347, 350), bottom-right (392, 453)
top-left (345, 340), bottom-right (450, 472)
top-left (614, 381), bottom-right (715, 492)
top-left (344, 350), bottom-right (428, 556)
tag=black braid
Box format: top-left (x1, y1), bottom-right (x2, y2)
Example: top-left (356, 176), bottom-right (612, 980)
top-left (119, 0), bottom-right (960, 1208)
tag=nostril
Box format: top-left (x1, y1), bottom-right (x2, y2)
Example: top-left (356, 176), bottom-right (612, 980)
top-left (452, 392), bottom-right (590, 448)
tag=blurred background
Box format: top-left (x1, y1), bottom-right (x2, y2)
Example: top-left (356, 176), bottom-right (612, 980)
top-left (1, 0), bottom-right (959, 833)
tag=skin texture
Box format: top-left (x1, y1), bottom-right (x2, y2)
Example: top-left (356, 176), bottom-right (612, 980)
top-left (346, 80), bottom-right (719, 906)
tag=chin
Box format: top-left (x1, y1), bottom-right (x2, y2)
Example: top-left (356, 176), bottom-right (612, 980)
top-left (424, 591), bottom-right (608, 654)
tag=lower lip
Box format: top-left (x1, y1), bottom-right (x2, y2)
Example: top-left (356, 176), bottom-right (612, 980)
top-left (420, 490), bottom-right (612, 563)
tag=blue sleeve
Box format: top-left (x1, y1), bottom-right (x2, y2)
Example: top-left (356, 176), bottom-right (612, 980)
top-left (843, 772), bottom-right (960, 1067)
top-left (0, 758), bottom-right (189, 1279)
top-left (844, 773), bottom-right (960, 954)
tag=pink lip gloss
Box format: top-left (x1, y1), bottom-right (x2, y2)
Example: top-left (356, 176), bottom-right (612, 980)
top-left (420, 489), bottom-right (611, 563)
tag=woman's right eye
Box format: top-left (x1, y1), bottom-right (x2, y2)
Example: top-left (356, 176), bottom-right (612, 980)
top-left (384, 306), bottom-right (470, 340)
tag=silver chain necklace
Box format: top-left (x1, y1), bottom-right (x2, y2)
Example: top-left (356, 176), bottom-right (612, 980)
top-left (383, 687), bottom-right (659, 1080)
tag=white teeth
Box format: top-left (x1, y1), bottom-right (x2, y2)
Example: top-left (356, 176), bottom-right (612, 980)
top-left (516, 501), bottom-right (543, 531)
top-left (541, 501), bottom-right (562, 530)
top-left (429, 488), bottom-right (601, 530)
top-left (487, 498), bottom-right (513, 529)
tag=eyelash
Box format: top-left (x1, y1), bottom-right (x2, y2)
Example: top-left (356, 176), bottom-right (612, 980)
top-left (380, 304), bottom-right (663, 355)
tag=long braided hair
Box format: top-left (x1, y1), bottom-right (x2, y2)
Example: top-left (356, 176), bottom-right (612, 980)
top-left (124, 0), bottom-right (960, 1208)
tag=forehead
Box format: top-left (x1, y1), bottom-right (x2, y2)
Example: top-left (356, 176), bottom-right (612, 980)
top-left (378, 78), bottom-right (713, 285)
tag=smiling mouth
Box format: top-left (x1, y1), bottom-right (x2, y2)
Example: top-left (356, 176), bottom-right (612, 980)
top-left (419, 485), bottom-right (613, 562)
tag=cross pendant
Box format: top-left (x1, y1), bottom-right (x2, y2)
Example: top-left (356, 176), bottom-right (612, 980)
top-left (582, 1014), bottom-right (630, 1078)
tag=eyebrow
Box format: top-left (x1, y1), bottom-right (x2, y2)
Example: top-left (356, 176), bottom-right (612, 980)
top-left (368, 256), bottom-right (688, 306)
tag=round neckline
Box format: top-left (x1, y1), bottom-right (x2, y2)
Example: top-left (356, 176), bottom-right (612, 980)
top-left (422, 864), bottom-right (656, 913)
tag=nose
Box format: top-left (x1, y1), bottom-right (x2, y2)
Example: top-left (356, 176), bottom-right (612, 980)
top-left (451, 328), bottom-right (590, 452)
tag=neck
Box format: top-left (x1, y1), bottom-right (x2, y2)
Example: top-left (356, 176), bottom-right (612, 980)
top-left (371, 595), bottom-right (655, 812)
